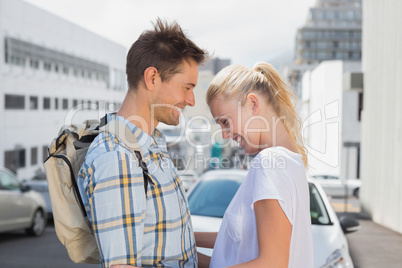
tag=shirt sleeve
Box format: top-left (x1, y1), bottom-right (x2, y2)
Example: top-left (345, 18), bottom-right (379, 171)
top-left (85, 150), bottom-right (147, 267)
top-left (249, 155), bottom-right (294, 225)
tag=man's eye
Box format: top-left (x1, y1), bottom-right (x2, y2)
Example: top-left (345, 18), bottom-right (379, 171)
top-left (222, 119), bottom-right (228, 126)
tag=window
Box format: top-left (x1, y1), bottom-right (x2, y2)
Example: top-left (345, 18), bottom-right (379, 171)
top-left (72, 99), bottom-right (78, 108)
top-left (5, 94), bottom-right (25, 109)
top-left (44, 62), bottom-right (52, 71)
top-left (29, 96), bottom-right (38, 110)
top-left (63, 66), bottom-right (69, 75)
top-left (4, 37), bottom-right (110, 82)
top-left (4, 149), bottom-right (26, 171)
top-left (43, 97), bottom-right (51, 110)
top-left (0, 170), bottom-right (20, 191)
top-left (55, 98), bottom-right (59, 110)
top-left (62, 98), bottom-right (68, 110)
top-left (42, 145), bottom-right (48, 162)
top-left (30, 58), bottom-right (39, 69)
top-left (4, 38), bottom-right (9, 63)
top-left (31, 147), bottom-right (38, 165)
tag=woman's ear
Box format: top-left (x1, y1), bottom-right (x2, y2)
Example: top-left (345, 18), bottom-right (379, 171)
top-left (143, 67), bottom-right (159, 91)
top-left (247, 93), bottom-right (259, 115)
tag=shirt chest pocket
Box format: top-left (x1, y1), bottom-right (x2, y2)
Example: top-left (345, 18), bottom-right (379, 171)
top-left (224, 212), bottom-right (243, 243)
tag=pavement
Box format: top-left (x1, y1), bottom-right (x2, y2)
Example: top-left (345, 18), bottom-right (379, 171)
top-left (339, 212), bottom-right (402, 268)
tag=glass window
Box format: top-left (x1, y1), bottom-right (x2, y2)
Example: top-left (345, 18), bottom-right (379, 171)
top-left (43, 97), bottom-right (51, 110)
top-left (44, 62), bottom-right (52, 71)
top-left (72, 99), bottom-right (78, 108)
top-left (42, 145), bottom-right (48, 162)
top-left (188, 179), bottom-right (242, 218)
top-left (62, 98), bottom-right (68, 110)
top-left (31, 147), bottom-right (38, 165)
top-left (55, 98), bottom-right (59, 110)
top-left (30, 59), bottom-right (39, 69)
top-left (5, 94), bottom-right (25, 109)
top-left (4, 149), bottom-right (26, 171)
top-left (0, 170), bottom-right (20, 191)
top-left (309, 183), bottom-right (332, 225)
top-left (29, 96), bottom-right (38, 110)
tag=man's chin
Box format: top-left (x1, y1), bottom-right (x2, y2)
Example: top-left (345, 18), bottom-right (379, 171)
top-left (161, 117), bottom-right (180, 126)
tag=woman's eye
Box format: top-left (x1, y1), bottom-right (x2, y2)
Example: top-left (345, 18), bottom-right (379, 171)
top-left (222, 119), bottom-right (228, 126)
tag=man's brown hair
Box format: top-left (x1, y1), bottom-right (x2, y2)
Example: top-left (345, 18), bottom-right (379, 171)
top-left (126, 18), bottom-right (208, 90)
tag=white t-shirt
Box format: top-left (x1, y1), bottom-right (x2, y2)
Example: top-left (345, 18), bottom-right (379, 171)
top-left (210, 147), bottom-right (314, 268)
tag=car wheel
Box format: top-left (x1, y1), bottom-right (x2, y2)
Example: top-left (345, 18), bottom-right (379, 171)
top-left (26, 209), bottom-right (46, 236)
top-left (353, 188), bottom-right (360, 198)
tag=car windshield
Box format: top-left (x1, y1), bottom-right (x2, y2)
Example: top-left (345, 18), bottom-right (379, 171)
top-left (188, 179), bottom-right (241, 218)
top-left (188, 174), bottom-right (333, 225)
top-left (309, 183), bottom-right (332, 225)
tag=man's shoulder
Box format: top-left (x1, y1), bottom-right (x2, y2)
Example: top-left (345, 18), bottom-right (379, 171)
top-left (85, 132), bottom-right (133, 165)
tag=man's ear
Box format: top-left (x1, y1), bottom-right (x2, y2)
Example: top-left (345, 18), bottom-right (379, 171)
top-left (143, 67), bottom-right (159, 90)
top-left (247, 93), bottom-right (259, 115)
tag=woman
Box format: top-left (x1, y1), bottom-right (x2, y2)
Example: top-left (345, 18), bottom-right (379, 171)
top-left (197, 62), bottom-right (313, 267)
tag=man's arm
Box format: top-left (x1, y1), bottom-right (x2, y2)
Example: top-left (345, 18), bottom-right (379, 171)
top-left (87, 150), bottom-right (147, 267)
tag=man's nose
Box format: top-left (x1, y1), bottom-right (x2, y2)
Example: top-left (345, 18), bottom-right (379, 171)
top-left (185, 90), bottom-right (195, 107)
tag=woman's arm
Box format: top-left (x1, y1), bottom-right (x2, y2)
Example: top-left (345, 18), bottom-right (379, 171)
top-left (194, 232), bottom-right (217, 249)
top-left (194, 232), bottom-right (217, 268)
top-left (229, 199), bottom-right (292, 268)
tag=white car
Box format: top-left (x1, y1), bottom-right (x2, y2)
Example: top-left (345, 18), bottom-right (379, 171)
top-left (0, 167), bottom-right (47, 236)
top-left (23, 171), bottom-right (52, 218)
top-left (312, 175), bottom-right (361, 198)
top-left (179, 170), bottom-right (199, 191)
top-left (187, 169), bottom-right (360, 268)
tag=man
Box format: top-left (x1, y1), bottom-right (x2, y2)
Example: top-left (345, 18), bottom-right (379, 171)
top-left (78, 19), bottom-right (208, 267)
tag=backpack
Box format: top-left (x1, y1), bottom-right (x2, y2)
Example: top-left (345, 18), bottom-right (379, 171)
top-left (43, 116), bottom-right (151, 264)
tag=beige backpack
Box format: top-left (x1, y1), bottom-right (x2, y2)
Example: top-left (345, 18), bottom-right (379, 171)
top-left (43, 117), bottom-right (151, 264)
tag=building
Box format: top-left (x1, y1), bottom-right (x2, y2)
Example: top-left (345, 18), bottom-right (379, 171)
top-left (302, 60), bottom-right (361, 180)
top-left (0, 0), bottom-right (127, 180)
top-left (360, 0), bottom-right (402, 234)
top-left (295, 0), bottom-right (362, 65)
top-left (286, 0), bottom-right (362, 103)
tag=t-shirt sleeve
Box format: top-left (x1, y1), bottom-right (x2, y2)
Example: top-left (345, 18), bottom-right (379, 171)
top-left (249, 156), bottom-right (294, 225)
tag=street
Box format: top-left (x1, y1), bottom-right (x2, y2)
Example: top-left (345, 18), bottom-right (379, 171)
top-left (0, 223), bottom-right (97, 268)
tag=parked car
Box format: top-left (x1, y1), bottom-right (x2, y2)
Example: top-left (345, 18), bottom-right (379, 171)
top-left (23, 170), bottom-right (52, 218)
top-left (0, 167), bottom-right (47, 236)
top-left (179, 170), bottom-right (199, 191)
top-left (312, 174), bottom-right (361, 198)
top-left (187, 169), bottom-right (360, 268)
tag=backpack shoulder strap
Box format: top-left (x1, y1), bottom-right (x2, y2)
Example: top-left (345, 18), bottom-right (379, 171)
top-left (100, 118), bottom-right (153, 194)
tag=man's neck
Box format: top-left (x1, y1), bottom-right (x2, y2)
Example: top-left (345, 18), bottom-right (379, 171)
top-left (116, 89), bottom-right (157, 136)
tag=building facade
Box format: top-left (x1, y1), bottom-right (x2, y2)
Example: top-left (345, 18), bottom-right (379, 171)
top-left (295, 0), bottom-right (362, 65)
top-left (0, 0), bottom-right (127, 180)
top-left (286, 0), bottom-right (362, 103)
top-left (360, 0), bottom-right (402, 234)
top-left (302, 60), bottom-right (361, 180)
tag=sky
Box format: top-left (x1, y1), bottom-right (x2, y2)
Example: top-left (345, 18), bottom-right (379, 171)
top-left (24, 0), bottom-right (316, 68)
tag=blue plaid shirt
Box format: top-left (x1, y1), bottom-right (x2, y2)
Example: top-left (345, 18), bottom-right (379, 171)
top-left (78, 114), bottom-right (197, 267)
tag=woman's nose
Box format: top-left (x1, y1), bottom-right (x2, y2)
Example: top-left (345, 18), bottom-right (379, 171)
top-left (221, 129), bottom-right (231, 139)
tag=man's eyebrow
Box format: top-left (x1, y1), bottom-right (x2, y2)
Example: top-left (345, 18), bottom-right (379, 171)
top-left (185, 83), bottom-right (196, 87)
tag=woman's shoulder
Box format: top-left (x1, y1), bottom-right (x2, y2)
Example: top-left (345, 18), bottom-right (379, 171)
top-left (251, 147), bottom-right (302, 169)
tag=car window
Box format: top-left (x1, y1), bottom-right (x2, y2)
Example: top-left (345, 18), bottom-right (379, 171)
top-left (309, 183), bottom-right (332, 225)
top-left (188, 179), bottom-right (241, 218)
top-left (0, 171), bottom-right (20, 191)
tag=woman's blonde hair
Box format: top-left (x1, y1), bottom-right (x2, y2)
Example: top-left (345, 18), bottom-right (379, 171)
top-left (206, 62), bottom-right (308, 166)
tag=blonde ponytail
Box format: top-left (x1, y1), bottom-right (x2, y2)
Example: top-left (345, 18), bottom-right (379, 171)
top-left (252, 62), bottom-right (307, 166)
top-left (207, 62), bottom-right (308, 166)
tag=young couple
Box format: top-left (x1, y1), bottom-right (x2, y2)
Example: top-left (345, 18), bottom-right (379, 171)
top-left (78, 19), bottom-right (313, 268)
